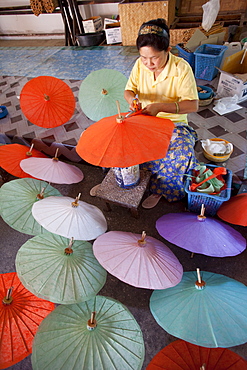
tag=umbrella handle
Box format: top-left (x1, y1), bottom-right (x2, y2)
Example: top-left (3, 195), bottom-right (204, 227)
top-left (36, 187), bottom-right (45, 200)
top-left (138, 231), bottom-right (147, 246)
top-left (65, 237), bottom-right (74, 255)
top-left (195, 268), bottom-right (206, 290)
top-left (26, 143), bottom-right (34, 157)
top-left (2, 286), bottom-right (13, 305)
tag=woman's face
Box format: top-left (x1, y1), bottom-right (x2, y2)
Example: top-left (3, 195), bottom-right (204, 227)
top-left (139, 46), bottom-right (171, 73)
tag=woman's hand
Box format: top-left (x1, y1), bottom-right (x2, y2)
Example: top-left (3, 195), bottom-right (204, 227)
top-left (130, 98), bottom-right (142, 111)
top-left (142, 103), bottom-right (162, 116)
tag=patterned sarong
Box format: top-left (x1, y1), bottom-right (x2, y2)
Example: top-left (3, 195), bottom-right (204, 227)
top-left (140, 124), bottom-right (199, 202)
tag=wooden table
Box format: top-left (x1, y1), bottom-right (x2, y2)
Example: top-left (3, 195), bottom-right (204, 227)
top-left (95, 169), bottom-right (152, 218)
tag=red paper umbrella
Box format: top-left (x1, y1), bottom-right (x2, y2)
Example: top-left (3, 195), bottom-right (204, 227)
top-left (0, 272), bottom-right (55, 369)
top-left (217, 193), bottom-right (247, 226)
top-left (0, 143), bottom-right (47, 178)
top-left (20, 76), bottom-right (75, 128)
top-left (76, 111), bottom-right (174, 168)
top-left (147, 339), bottom-right (247, 369)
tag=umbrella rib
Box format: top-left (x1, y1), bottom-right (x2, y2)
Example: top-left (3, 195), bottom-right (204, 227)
top-left (97, 328), bottom-right (143, 366)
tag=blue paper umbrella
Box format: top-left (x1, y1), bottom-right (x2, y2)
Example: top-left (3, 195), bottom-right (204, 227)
top-left (150, 270), bottom-right (247, 348)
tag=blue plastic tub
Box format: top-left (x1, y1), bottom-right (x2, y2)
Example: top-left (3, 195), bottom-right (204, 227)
top-left (176, 43), bottom-right (195, 71)
top-left (184, 164), bottom-right (232, 216)
top-left (194, 44), bottom-right (228, 81)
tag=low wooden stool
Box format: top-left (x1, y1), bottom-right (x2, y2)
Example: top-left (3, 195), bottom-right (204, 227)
top-left (95, 168), bottom-right (152, 218)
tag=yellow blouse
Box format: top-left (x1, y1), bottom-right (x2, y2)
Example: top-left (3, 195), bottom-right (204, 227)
top-left (125, 52), bottom-right (198, 124)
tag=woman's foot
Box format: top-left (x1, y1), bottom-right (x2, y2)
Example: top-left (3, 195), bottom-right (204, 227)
top-left (142, 194), bottom-right (162, 209)
top-left (90, 184), bottom-right (101, 196)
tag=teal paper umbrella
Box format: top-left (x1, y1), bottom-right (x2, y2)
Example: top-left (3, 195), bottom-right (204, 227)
top-left (0, 178), bottom-right (61, 235)
top-left (150, 270), bottom-right (247, 348)
top-left (16, 232), bottom-right (107, 304)
top-left (78, 68), bottom-right (129, 121)
top-left (31, 295), bottom-right (145, 370)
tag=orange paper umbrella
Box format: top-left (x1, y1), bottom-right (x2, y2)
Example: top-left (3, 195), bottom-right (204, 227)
top-left (217, 193), bottom-right (247, 226)
top-left (0, 143), bottom-right (48, 178)
top-left (0, 272), bottom-right (55, 369)
top-left (147, 339), bottom-right (247, 369)
top-left (20, 76), bottom-right (75, 128)
top-left (76, 111), bottom-right (174, 168)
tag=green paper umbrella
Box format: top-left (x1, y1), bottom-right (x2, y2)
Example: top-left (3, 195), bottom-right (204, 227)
top-left (0, 178), bottom-right (61, 236)
top-left (31, 295), bottom-right (145, 370)
top-left (78, 68), bottom-right (129, 121)
top-left (15, 232), bottom-right (107, 304)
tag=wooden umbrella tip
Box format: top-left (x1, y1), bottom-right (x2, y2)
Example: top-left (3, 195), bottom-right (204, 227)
top-left (2, 296), bottom-right (13, 305)
top-left (87, 318), bottom-right (97, 330)
top-left (195, 280), bottom-right (206, 289)
top-left (64, 247), bottom-right (73, 255)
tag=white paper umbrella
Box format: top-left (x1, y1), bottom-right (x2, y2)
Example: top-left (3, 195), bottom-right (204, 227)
top-left (93, 231), bottom-right (183, 289)
top-left (20, 149), bottom-right (84, 184)
top-left (32, 194), bottom-right (107, 240)
top-left (0, 178), bottom-right (61, 235)
top-left (16, 233), bottom-right (107, 304)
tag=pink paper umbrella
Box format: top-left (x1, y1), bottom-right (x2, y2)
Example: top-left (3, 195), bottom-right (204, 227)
top-left (20, 148), bottom-right (84, 184)
top-left (93, 231), bottom-right (183, 289)
top-left (156, 206), bottom-right (246, 257)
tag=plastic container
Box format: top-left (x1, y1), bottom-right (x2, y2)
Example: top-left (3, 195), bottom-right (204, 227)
top-left (76, 31), bottom-right (105, 46)
top-left (176, 43), bottom-right (195, 70)
top-left (197, 85), bottom-right (214, 100)
top-left (194, 44), bottom-right (228, 81)
top-left (184, 164), bottom-right (232, 216)
top-left (220, 42), bottom-right (242, 68)
top-left (202, 138), bottom-right (233, 163)
top-left (0, 105), bottom-right (8, 119)
top-left (113, 165), bottom-right (140, 189)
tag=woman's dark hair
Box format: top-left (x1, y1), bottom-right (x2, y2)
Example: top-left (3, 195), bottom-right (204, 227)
top-left (136, 18), bottom-right (170, 52)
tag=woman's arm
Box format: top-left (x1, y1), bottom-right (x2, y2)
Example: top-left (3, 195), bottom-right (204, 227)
top-left (142, 99), bottom-right (199, 116)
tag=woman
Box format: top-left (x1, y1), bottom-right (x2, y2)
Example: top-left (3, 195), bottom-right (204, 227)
top-left (124, 18), bottom-right (199, 208)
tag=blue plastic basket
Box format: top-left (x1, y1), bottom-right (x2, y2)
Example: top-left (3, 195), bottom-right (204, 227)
top-left (176, 43), bottom-right (195, 70)
top-left (194, 44), bottom-right (228, 81)
top-left (184, 164), bottom-right (232, 216)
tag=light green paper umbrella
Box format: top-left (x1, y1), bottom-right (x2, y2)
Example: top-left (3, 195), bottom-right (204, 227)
top-left (79, 68), bottom-right (129, 121)
top-left (15, 232), bottom-right (107, 304)
top-left (32, 295), bottom-right (145, 370)
top-left (0, 178), bottom-right (61, 236)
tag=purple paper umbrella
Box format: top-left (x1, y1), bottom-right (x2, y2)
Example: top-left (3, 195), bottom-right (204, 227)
top-left (156, 209), bottom-right (246, 257)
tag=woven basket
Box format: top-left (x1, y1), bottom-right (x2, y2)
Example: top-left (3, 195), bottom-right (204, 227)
top-left (202, 138), bottom-right (233, 163)
top-left (170, 28), bottom-right (196, 46)
top-left (118, 0), bottom-right (175, 46)
top-left (30, 0), bottom-right (58, 16)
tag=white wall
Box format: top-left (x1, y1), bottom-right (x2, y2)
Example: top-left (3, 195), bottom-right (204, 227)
top-left (0, 1), bottom-right (118, 38)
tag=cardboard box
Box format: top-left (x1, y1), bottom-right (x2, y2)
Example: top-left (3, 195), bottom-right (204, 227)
top-left (185, 28), bottom-right (226, 52)
top-left (217, 49), bottom-right (247, 102)
top-left (104, 18), bottom-right (119, 30)
top-left (105, 22), bottom-right (122, 44)
top-left (82, 16), bottom-right (103, 34)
